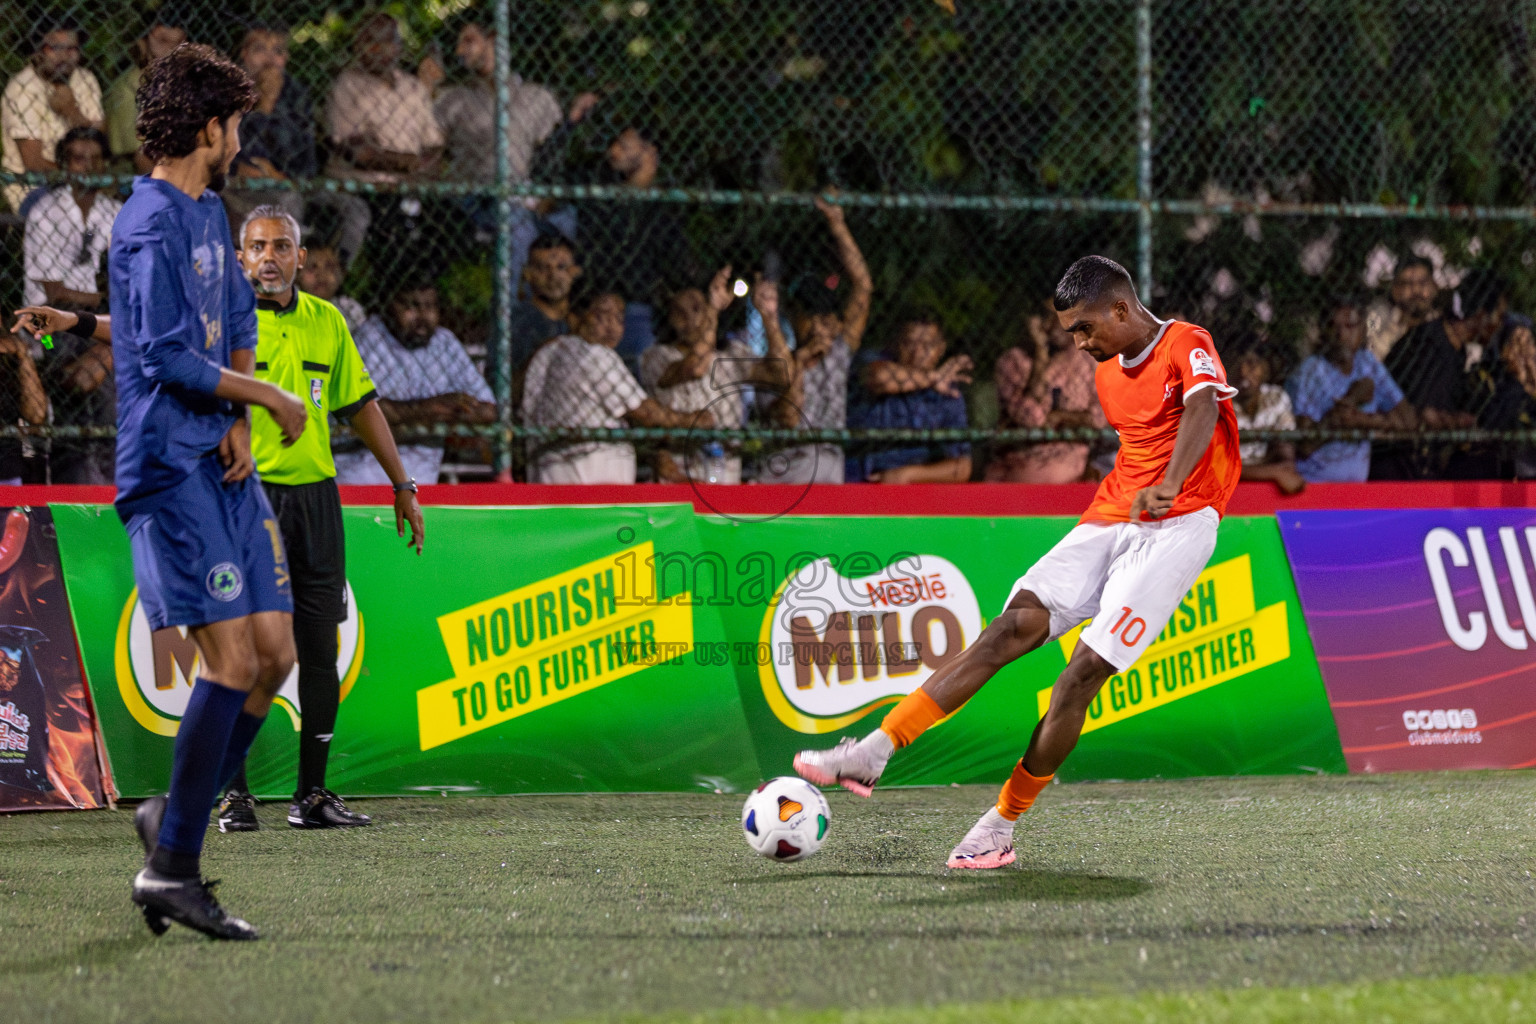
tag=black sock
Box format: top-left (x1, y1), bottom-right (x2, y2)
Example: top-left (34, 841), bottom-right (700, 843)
top-left (218, 711), bottom-right (265, 794)
top-left (295, 616), bottom-right (341, 800)
top-left (226, 764), bottom-right (250, 795)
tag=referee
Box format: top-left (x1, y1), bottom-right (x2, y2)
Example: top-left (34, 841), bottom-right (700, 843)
top-left (216, 204), bottom-right (426, 831)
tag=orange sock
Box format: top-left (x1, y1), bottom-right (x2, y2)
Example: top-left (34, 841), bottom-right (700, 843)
top-left (995, 759), bottom-right (1053, 821)
top-left (878, 689), bottom-right (945, 749)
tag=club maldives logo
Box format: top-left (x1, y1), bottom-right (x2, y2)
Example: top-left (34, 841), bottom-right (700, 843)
top-left (114, 584), bottom-right (364, 736)
top-left (758, 555), bottom-right (982, 733)
top-left (1402, 707), bottom-right (1482, 746)
top-left (1423, 526), bottom-right (1536, 652)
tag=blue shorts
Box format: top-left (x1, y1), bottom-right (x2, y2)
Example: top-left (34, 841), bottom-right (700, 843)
top-left (126, 455), bottom-right (294, 630)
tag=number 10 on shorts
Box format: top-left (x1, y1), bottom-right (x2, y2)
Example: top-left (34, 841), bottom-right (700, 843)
top-left (1108, 606), bottom-right (1146, 647)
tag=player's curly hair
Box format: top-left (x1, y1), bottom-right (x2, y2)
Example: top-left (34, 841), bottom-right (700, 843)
top-left (136, 43), bottom-right (257, 162)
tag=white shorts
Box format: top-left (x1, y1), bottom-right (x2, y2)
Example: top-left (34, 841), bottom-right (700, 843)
top-left (532, 444), bottom-right (637, 484)
top-left (1006, 507), bottom-right (1220, 672)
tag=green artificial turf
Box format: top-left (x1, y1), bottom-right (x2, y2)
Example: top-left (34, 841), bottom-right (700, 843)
top-left (612, 971), bottom-right (1536, 1024)
top-left (4, 772), bottom-right (1536, 1023)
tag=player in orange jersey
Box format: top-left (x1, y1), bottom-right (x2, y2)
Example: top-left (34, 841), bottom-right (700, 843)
top-left (794, 255), bottom-right (1241, 869)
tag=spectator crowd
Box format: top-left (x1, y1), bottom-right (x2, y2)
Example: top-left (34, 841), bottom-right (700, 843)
top-left (5, 8), bottom-right (1536, 487)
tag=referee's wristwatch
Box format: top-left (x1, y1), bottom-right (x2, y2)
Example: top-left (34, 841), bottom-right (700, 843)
top-left (392, 477), bottom-right (418, 495)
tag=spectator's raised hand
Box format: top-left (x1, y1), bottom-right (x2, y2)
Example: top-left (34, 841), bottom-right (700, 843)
top-left (416, 52), bottom-right (446, 93)
top-left (569, 92), bottom-right (600, 123)
top-left (933, 354), bottom-right (974, 398)
top-left (750, 275), bottom-right (780, 322)
top-left (813, 192), bottom-right (846, 228)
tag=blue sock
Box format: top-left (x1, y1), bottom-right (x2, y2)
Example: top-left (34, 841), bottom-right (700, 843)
top-left (217, 711), bottom-right (267, 794)
top-left (151, 678), bottom-right (245, 877)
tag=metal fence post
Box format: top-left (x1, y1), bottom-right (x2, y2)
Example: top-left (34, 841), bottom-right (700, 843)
top-left (1135, 0), bottom-right (1154, 299)
top-left (492, 0), bottom-right (514, 476)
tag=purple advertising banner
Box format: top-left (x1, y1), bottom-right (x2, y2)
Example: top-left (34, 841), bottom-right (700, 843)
top-left (1279, 509), bottom-right (1536, 773)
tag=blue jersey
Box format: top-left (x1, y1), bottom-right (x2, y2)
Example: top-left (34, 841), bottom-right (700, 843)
top-left (108, 177), bottom-right (257, 519)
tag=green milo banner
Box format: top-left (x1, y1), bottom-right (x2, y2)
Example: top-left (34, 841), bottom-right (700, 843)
top-left (695, 514), bottom-right (1345, 784)
top-left (52, 503), bottom-right (761, 798)
top-left (53, 504), bottom-right (1342, 798)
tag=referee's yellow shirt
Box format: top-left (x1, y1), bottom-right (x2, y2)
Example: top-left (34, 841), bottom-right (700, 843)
top-left (250, 290), bottom-right (378, 485)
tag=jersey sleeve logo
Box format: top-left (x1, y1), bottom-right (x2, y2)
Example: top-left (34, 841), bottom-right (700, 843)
top-left (1189, 347), bottom-right (1220, 379)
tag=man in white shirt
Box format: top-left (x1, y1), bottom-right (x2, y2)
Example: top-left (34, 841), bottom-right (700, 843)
top-left (333, 278), bottom-right (495, 485)
top-left (434, 13), bottom-right (587, 186)
top-left (22, 126), bottom-right (121, 308)
top-left (2, 18), bottom-right (104, 211)
top-left (522, 290), bottom-right (704, 483)
top-left (325, 13), bottom-right (444, 184)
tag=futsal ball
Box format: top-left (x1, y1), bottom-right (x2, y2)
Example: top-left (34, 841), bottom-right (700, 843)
top-left (741, 776), bottom-right (830, 862)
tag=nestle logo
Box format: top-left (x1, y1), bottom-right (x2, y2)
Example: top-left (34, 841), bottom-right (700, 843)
top-left (864, 573), bottom-right (948, 608)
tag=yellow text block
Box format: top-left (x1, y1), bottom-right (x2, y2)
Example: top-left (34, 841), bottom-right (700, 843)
top-left (418, 599), bottom-right (693, 750)
top-left (435, 542), bottom-right (658, 677)
top-left (1039, 600), bottom-right (1290, 733)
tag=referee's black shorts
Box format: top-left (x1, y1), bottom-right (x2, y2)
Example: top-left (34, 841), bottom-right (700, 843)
top-left (261, 477), bottom-right (346, 624)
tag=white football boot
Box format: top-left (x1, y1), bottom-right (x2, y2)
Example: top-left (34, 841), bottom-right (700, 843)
top-left (946, 807), bottom-right (1016, 870)
top-left (792, 734), bottom-right (890, 797)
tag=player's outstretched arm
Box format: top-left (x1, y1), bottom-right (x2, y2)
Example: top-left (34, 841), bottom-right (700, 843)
top-left (1130, 386), bottom-right (1220, 520)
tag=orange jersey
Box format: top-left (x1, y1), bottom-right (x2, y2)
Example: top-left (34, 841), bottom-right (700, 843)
top-left (1081, 320), bottom-right (1241, 524)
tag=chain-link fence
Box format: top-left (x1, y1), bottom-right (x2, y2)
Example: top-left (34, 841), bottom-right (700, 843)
top-left (4, 0), bottom-right (1536, 484)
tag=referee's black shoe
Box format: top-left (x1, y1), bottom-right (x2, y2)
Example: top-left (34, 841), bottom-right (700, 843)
top-left (132, 869), bottom-right (259, 940)
top-left (288, 787), bottom-right (372, 829)
top-left (134, 795), bottom-right (166, 861)
top-left (217, 790), bottom-right (260, 833)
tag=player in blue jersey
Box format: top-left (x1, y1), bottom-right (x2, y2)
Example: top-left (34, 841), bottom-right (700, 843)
top-left (112, 45), bottom-right (310, 941)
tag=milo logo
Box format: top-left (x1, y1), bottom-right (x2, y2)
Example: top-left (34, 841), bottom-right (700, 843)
top-left (759, 555), bottom-right (982, 733)
top-left (114, 584), bottom-right (364, 736)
